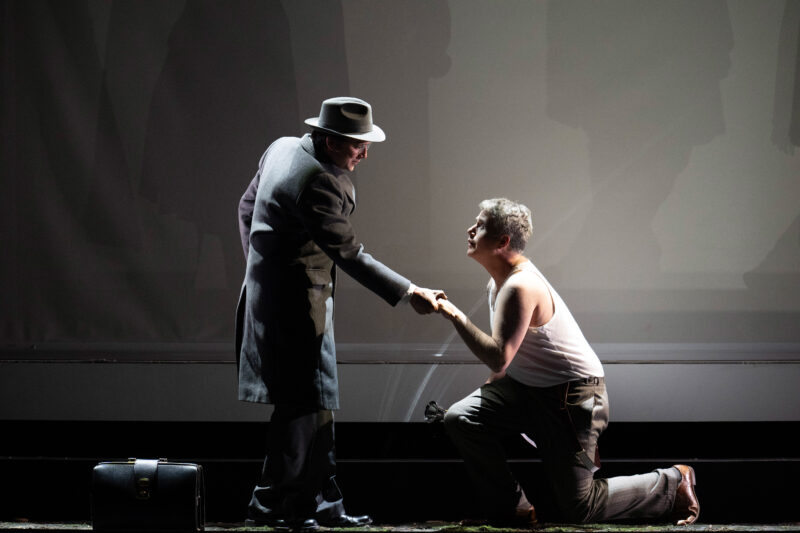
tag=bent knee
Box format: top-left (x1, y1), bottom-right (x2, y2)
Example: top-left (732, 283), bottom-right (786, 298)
top-left (560, 505), bottom-right (592, 524)
top-left (442, 406), bottom-right (461, 429)
top-left (556, 487), bottom-right (602, 524)
top-left (443, 403), bottom-right (477, 435)
top-left (559, 494), bottom-right (603, 524)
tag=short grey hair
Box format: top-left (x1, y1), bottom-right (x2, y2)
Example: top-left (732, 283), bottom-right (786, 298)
top-left (478, 198), bottom-right (532, 252)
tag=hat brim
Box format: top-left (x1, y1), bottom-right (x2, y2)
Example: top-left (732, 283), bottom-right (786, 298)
top-left (304, 118), bottom-right (386, 142)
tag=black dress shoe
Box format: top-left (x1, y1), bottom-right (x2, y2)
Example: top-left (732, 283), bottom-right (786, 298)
top-left (291, 518), bottom-right (320, 531)
top-left (245, 517), bottom-right (290, 530)
top-left (671, 464), bottom-right (700, 525)
top-left (246, 515), bottom-right (319, 531)
top-left (316, 514), bottom-right (372, 527)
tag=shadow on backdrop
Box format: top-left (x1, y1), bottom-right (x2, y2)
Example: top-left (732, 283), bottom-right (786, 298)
top-left (81, 0), bottom-right (183, 251)
top-left (139, 0), bottom-right (298, 340)
top-left (282, 1), bottom-right (351, 120)
top-left (1, 1), bottom-right (118, 342)
top-left (748, 0), bottom-right (800, 294)
top-left (334, 0), bottom-right (452, 344)
top-left (772, 0), bottom-right (800, 154)
top-left (546, 0), bottom-right (733, 289)
top-left (1, 0), bottom-right (358, 347)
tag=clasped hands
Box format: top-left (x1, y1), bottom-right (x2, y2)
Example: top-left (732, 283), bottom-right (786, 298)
top-left (409, 286), bottom-right (464, 324)
top-left (409, 286), bottom-right (446, 314)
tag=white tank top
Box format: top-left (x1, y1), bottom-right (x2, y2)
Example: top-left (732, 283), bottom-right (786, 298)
top-left (488, 261), bottom-right (604, 387)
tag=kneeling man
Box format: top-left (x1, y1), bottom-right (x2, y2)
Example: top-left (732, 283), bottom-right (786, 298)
top-left (435, 198), bottom-right (699, 526)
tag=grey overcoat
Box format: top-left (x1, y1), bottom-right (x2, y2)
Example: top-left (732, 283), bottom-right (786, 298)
top-left (235, 134), bottom-right (410, 409)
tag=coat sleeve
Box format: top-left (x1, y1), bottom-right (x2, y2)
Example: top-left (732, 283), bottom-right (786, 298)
top-left (297, 172), bottom-right (411, 306)
top-left (238, 173), bottom-right (260, 259)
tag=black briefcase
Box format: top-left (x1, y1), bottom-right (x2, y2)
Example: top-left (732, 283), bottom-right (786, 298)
top-left (91, 458), bottom-right (205, 532)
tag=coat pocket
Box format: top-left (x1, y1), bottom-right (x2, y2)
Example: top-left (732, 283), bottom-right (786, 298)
top-left (305, 268), bottom-right (333, 337)
top-left (305, 268), bottom-right (332, 290)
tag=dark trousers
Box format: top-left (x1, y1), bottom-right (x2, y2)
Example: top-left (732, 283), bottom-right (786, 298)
top-left (444, 376), bottom-right (679, 523)
top-left (248, 405), bottom-right (345, 522)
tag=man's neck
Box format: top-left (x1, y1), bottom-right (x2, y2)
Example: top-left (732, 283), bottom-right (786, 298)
top-left (484, 253), bottom-right (528, 287)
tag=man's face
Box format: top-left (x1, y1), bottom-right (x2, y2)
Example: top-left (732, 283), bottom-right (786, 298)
top-left (466, 210), bottom-right (501, 260)
top-left (327, 137), bottom-right (370, 171)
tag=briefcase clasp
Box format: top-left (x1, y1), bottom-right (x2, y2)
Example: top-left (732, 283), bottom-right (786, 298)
top-left (136, 476), bottom-right (152, 500)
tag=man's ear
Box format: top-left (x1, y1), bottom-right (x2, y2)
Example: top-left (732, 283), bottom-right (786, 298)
top-left (325, 136), bottom-right (338, 153)
top-left (326, 136), bottom-right (346, 154)
top-left (497, 234), bottom-right (511, 250)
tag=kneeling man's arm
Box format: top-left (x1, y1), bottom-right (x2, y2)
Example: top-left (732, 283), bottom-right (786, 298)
top-left (438, 279), bottom-right (535, 374)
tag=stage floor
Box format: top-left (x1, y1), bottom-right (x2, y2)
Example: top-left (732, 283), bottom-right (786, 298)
top-left (2, 522), bottom-right (799, 533)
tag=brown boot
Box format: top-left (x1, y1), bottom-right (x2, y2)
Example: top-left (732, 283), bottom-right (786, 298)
top-left (671, 464), bottom-right (700, 525)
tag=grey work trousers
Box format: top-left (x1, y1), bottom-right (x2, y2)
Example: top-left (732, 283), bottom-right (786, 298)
top-left (444, 375), bottom-right (680, 523)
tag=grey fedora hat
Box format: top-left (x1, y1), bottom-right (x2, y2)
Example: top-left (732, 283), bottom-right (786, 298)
top-left (304, 97), bottom-right (386, 142)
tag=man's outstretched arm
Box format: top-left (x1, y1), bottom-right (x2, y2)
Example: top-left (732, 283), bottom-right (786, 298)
top-left (437, 279), bottom-right (534, 373)
top-left (298, 172), bottom-right (445, 310)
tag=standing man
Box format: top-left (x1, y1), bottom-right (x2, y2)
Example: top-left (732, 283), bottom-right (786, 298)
top-left (435, 198), bottom-right (700, 526)
top-left (236, 97), bottom-right (443, 530)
